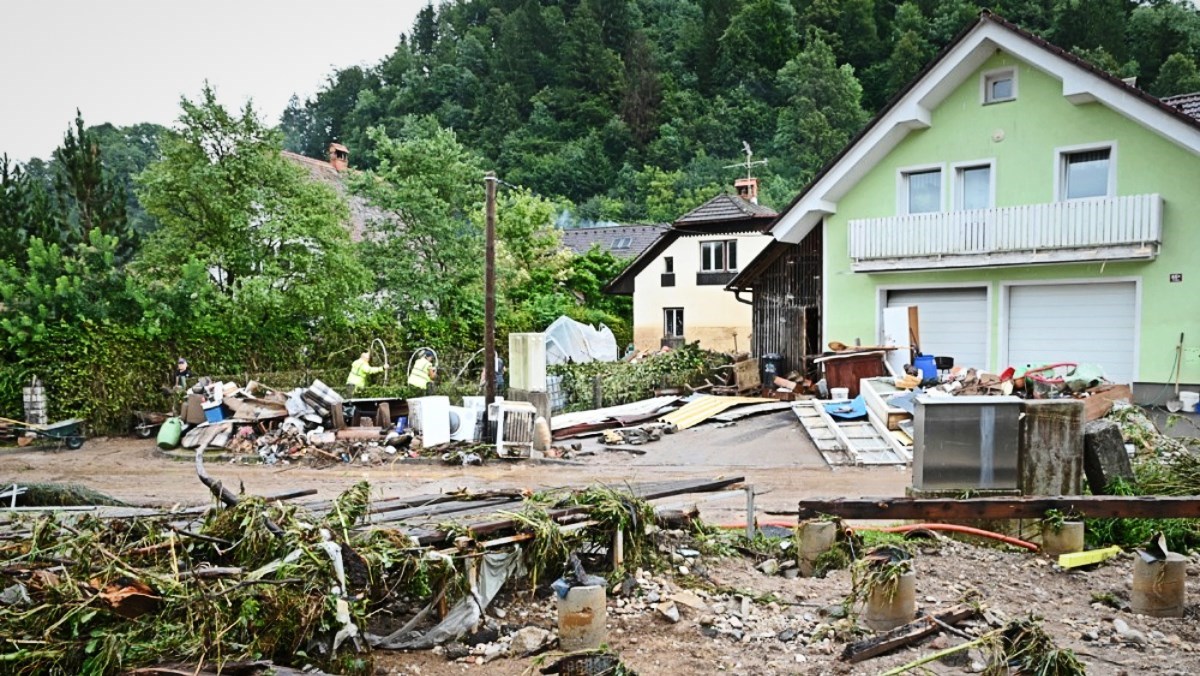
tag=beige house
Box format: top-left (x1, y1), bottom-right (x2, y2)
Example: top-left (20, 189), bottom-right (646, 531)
top-left (606, 184), bottom-right (776, 353)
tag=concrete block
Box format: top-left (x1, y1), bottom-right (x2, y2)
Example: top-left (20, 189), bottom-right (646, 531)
top-left (1083, 419), bottom-right (1133, 494)
top-left (1019, 400), bottom-right (1084, 496)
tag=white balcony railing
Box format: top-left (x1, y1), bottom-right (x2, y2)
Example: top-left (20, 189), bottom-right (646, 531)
top-left (848, 193), bottom-right (1163, 272)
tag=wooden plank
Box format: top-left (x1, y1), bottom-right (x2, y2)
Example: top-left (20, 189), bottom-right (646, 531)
top-left (865, 407), bottom-right (912, 463)
top-left (841, 604), bottom-right (977, 663)
top-left (796, 496), bottom-right (1200, 521)
top-left (1082, 384), bottom-right (1132, 422)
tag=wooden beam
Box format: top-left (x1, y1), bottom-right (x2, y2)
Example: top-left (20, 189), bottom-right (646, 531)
top-left (795, 496), bottom-right (1200, 521)
top-left (841, 603), bottom-right (977, 663)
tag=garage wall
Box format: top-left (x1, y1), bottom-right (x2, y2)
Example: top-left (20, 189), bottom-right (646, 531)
top-left (885, 287), bottom-right (990, 370)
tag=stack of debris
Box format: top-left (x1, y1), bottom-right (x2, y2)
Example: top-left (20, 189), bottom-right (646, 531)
top-left (162, 378), bottom-right (486, 467)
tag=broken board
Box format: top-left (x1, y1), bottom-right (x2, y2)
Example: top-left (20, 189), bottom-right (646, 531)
top-left (791, 400), bottom-right (908, 466)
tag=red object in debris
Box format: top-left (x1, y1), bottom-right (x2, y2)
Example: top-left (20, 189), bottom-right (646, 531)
top-left (850, 523), bottom-right (1038, 552)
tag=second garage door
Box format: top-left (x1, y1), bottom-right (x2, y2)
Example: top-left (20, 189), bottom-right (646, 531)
top-left (1006, 282), bottom-right (1137, 384)
top-left (886, 287), bottom-right (989, 370)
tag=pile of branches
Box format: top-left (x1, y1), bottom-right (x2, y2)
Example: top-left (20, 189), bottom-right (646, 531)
top-left (0, 477), bottom-right (659, 674)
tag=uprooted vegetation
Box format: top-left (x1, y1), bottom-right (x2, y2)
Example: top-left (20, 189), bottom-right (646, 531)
top-left (0, 481), bottom-right (659, 675)
top-left (550, 342), bottom-right (731, 410)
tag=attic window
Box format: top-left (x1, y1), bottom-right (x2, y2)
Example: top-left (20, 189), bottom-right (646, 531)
top-left (983, 68), bottom-right (1016, 104)
top-left (612, 237), bottom-right (632, 250)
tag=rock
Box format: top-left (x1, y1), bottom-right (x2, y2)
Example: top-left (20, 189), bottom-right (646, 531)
top-left (700, 625), bottom-right (719, 638)
top-left (491, 607), bottom-right (507, 619)
top-left (777, 628), bottom-right (797, 642)
top-left (782, 568), bottom-right (800, 579)
top-left (757, 558), bottom-right (780, 576)
top-left (820, 604), bottom-right (848, 619)
top-left (646, 591), bottom-right (661, 603)
top-left (728, 616), bottom-right (744, 629)
top-left (712, 603), bottom-right (727, 615)
top-left (678, 548), bottom-right (701, 557)
top-left (1113, 618), bottom-right (1147, 645)
top-left (657, 601), bottom-right (681, 623)
top-left (678, 565), bottom-right (689, 575)
top-left (1084, 419), bottom-right (1134, 494)
top-left (671, 590), bottom-right (710, 612)
top-left (443, 642), bottom-right (470, 660)
top-left (509, 626), bottom-right (552, 655)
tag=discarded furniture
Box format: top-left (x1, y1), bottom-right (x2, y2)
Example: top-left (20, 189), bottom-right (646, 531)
top-left (815, 351), bottom-right (886, 398)
top-left (912, 396), bottom-right (1021, 491)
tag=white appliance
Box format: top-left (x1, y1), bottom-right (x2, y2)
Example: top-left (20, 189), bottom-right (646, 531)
top-left (488, 400), bottom-right (537, 458)
top-left (409, 396), bottom-right (451, 447)
top-left (448, 405), bottom-right (480, 442)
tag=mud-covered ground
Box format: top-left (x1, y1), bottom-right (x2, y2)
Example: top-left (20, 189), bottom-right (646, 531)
top-left (4, 411), bottom-right (1196, 674)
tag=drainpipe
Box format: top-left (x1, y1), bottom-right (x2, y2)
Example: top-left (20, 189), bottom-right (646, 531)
top-left (733, 289), bottom-right (753, 306)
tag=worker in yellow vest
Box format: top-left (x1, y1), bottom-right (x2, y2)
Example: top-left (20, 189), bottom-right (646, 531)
top-left (408, 349), bottom-right (436, 393)
top-left (346, 352), bottom-right (384, 398)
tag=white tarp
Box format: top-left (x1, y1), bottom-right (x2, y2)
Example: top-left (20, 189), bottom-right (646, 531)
top-left (544, 316), bottom-right (618, 365)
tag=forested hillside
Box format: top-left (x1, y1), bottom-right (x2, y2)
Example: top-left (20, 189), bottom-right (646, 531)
top-left (282, 0), bottom-right (1200, 219)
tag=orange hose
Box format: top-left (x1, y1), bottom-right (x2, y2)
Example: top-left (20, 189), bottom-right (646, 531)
top-left (849, 523), bottom-right (1039, 552)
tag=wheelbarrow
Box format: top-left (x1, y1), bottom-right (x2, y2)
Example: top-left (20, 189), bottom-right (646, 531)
top-left (132, 410), bottom-right (170, 439)
top-left (0, 417), bottom-right (86, 450)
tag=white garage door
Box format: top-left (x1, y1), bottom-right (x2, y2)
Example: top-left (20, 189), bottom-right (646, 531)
top-left (1006, 282), bottom-right (1137, 384)
top-left (886, 288), bottom-right (989, 370)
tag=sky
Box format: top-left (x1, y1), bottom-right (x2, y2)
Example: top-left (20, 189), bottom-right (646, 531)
top-left (0, 0), bottom-right (427, 163)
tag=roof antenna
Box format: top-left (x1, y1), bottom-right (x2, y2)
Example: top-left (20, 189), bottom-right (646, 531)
top-left (723, 141), bottom-right (768, 204)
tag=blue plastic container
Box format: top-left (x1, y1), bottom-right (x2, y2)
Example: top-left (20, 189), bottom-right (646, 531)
top-left (203, 404), bottom-right (225, 424)
top-left (913, 354), bottom-right (937, 383)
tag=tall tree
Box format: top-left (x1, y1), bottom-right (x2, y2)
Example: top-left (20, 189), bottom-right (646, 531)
top-left (51, 112), bottom-right (135, 263)
top-left (137, 86), bottom-right (367, 322)
top-left (1153, 52), bottom-right (1200, 96)
top-left (773, 34), bottom-right (869, 182)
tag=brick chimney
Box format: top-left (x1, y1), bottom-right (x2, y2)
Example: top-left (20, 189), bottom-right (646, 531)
top-left (735, 177), bottom-right (759, 204)
top-left (328, 143), bottom-right (349, 172)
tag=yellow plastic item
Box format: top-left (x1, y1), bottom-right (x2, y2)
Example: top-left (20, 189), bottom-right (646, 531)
top-left (1058, 545), bottom-right (1121, 569)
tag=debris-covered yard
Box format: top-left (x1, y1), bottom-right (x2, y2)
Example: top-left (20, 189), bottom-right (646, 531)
top-left (3, 402), bottom-right (1200, 675)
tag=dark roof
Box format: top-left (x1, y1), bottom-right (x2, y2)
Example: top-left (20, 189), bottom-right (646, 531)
top-left (726, 240), bottom-right (791, 292)
top-left (676, 193), bottom-right (777, 225)
top-left (1163, 92), bottom-right (1200, 121)
top-left (603, 192), bottom-right (778, 295)
top-left (560, 224), bottom-right (664, 258)
top-left (766, 11), bottom-right (1200, 244)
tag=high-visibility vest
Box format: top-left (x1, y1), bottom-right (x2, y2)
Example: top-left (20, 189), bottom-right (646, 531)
top-left (408, 357), bottom-right (434, 388)
top-left (346, 358), bottom-right (381, 388)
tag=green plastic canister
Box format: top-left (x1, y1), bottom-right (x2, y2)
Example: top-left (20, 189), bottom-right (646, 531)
top-left (156, 417), bottom-right (183, 450)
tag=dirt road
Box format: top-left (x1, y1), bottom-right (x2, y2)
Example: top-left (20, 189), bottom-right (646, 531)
top-left (0, 412), bottom-right (908, 522)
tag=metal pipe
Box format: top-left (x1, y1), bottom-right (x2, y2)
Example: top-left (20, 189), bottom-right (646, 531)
top-left (370, 338), bottom-right (390, 385)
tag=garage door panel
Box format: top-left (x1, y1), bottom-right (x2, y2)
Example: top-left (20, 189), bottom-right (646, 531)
top-left (1007, 283), bottom-right (1136, 384)
top-left (887, 288), bottom-right (989, 370)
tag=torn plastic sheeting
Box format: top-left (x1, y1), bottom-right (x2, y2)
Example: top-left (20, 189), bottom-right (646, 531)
top-left (369, 548), bottom-right (524, 650)
top-left (544, 316), bottom-right (618, 365)
top-left (551, 396), bottom-right (681, 432)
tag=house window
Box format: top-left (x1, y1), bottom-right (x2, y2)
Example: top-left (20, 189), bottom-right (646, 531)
top-left (955, 164), bottom-right (992, 211)
top-left (664, 257), bottom-right (674, 273)
top-left (612, 237), bottom-right (631, 250)
top-left (983, 68), bottom-right (1016, 104)
top-left (1061, 147), bottom-right (1112, 200)
top-left (902, 169), bottom-right (942, 214)
top-left (664, 308), bottom-right (684, 338)
top-left (700, 240), bottom-right (737, 273)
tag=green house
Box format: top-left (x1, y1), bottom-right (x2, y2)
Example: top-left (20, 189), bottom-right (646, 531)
top-left (734, 13), bottom-right (1200, 401)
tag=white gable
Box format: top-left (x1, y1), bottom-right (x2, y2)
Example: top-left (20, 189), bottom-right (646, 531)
top-left (771, 17), bottom-right (1200, 244)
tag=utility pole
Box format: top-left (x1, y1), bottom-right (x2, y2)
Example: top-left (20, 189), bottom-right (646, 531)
top-left (484, 171), bottom-right (498, 406)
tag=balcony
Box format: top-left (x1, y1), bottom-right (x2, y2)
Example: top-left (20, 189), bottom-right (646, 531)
top-left (848, 194), bottom-right (1163, 272)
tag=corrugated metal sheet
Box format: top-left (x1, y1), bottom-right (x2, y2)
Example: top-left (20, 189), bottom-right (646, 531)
top-left (659, 395), bottom-right (774, 430)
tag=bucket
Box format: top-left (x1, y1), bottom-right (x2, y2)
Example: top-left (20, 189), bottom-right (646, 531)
top-left (1180, 391), bottom-right (1199, 413)
top-left (1131, 553), bottom-right (1187, 617)
top-left (913, 354), bottom-right (937, 383)
top-left (830, 387), bottom-right (850, 400)
top-left (1040, 521), bottom-right (1085, 556)
top-left (863, 570), bottom-right (916, 631)
top-left (203, 404), bottom-right (225, 424)
top-left (557, 585), bottom-right (607, 651)
top-left (799, 521), bottom-right (837, 576)
top-left (156, 417), bottom-right (183, 450)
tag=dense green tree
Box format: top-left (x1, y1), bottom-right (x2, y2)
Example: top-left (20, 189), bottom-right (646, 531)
top-left (773, 35), bottom-right (869, 182)
top-left (1050, 0), bottom-right (1130, 62)
top-left (1152, 52), bottom-right (1200, 96)
top-left (1128, 1), bottom-right (1200, 87)
top-left (137, 86), bottom-right (368, 323)
top-left (51, 112), bottom-right (134, 263)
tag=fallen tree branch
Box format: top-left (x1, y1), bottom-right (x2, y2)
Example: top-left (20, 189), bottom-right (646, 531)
top-left (194, 445), bottom-right (284, 537)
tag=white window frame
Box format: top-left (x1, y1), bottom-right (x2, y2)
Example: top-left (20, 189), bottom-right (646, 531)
top-left (612, 237), bottom-right (632, 250)
top-left (896, 163), bottom-right (945, 215)
top-left (1054, 141), bottom-right (1117, 202)
top-left (663, 307), bottom-right (684, 339)
top-left (951, 159), bottom-right (996, 211)
top-left (981, 67), bottom-right (1018, 104)
top-left (699, 239), bottom-right (737, 273)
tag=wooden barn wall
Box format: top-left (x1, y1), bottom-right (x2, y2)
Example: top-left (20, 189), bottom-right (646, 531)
top-left (751, 228), bottom-right (822, 376)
